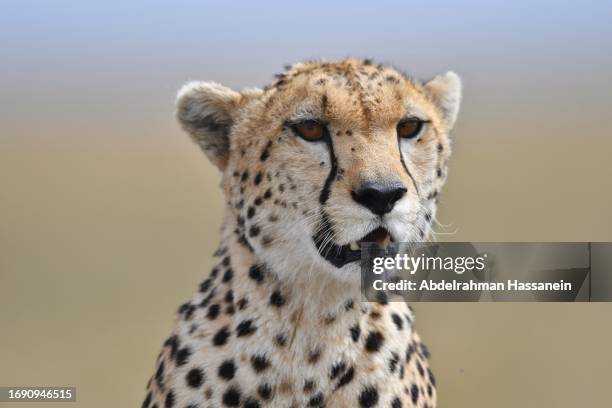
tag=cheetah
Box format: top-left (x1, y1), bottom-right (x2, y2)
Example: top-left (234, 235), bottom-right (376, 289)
top-left (143, 58), bottom-right (461, 408)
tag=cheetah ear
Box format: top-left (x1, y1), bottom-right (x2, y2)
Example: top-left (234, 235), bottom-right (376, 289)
top-left (424, 71), bottom-right (462, 129)
top-left (176, 81), bottom-right (262, 170)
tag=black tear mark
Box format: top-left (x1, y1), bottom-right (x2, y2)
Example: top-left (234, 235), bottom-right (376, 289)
top-left (397, 136), bottom-right (420, 197)
top-left (319, 128), bottom-right (338, 204)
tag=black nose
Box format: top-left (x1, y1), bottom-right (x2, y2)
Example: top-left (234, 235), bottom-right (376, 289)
top-left (351, 181), bottom-right (407, 215)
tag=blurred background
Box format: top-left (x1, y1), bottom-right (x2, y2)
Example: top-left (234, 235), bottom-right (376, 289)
top-left (1, 0), bottom-right (611, 406)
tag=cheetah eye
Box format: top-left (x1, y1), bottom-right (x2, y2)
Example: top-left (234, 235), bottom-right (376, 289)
top-left (397, 119), bottom-right (424, 139)
top-left (292, 120), bottom-right (325, 141)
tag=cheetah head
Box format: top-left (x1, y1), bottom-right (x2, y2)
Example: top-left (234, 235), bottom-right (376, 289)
top-left (177, 59), bottom-right (461, 281)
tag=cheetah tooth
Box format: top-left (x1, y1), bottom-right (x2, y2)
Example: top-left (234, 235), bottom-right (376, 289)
top-left (382, 235), bottom-right (391, 249)
top-left (349, 241), bottom-right (360, 251)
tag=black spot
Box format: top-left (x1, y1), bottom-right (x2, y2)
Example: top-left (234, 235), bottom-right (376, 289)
top-left (308, 392), bottom-right (324, 407)
top-left (269, 291), bottom-right (286, 307)
top-left (165, 390), bottom-right (175, 408)
top-left (437, 168), bottom-right (442, 178)
top-left (237, 233), bottom-right (254, 252)
top-left (274, 333), bottom-right (287, 347)
top-left (359, 386), bottom-right (379, 408)
top-left (155, 361), bottom-right (165, 386)
top-left (176, 347), bottom-right (191, 366)
top-left (330, 361), bottom-right (347, 379)
top-left (417, 361), bottom-right (425, 377)
top-left (186, 368), bottom-right (204, 388)
top-left (222, 386), bottom-right (241, 407)
top-left (247, 206), bottom-right (256, 219)
top-left (405, 344), bottom-right (415, 363)
top-left (241, 170), bottom-right (249, 182)
top-left (344, 299), bottom-right (354, 310)
top-left (243, 398), bottom-right (260, 408)
top-left (254, 197), bottom-right (263, 206)
top-left (337, 366), bottom-right (355, 388)
top-left (307, 348), bottom-right (322, 364)
top-left (251, 355), bottom-right (271, 372)
top-left (178, 303), bottom-right (195, 320)
top-left (428, 367), bottom-right (436, 386)
top-left (199, 278), bottom-right (212, 293)
top-left (260, 141), bottom-right (272, 161)
top-left (249, 265), bottom-right (264, 283)
top-left (365, 331), bottom-right (385, 352)
top-left (303, 379), bottom-right (316, 393)
top-left (249, 225), bottom-right (260, 237)
top-left (257, 383), bottom-right (273, 400)
top-left (225, 305), bottom-right (235, 315)
top-left (323, 314), bottom-right (336, 325)
top-left (207, 304), bottom-right (220, 320)
top-left (236, 319), bottom-right (257, 337)
top-left (427, 384), bottom-right (433, 397)
top-left (389, 351), bottom-right (399, 373)
top-left (164, 335), bottom-right (179, 359)
top-left (213, 326), bottom-right (231, 346)
top-left (142, 391), bottom-right (152, 408)
top-left (224, 290), bottom-right (234, 303)
top-left (222, 268), bottom-right (233, 282)
top-left (199, 288), bottom-right (216, 308)
top-left (410, 384), bottom-right (419, 404)
top-left (254, 172), bottom-right (263, 185)
top-left (437, 143), bottom-right (443, 152)
top-left (222, 256), bottom-right (231, 267)
top-left (391, 313), bottom-right (403, 330)
top-left (420, 343), bottom-right (431, 358)
top-left (350, 324), bottom-right (361, 342)
top-left (263, 189), bottom-right (272, 199)
top-left (218, 359), bottom-right (236, 380)
top-left (237, 298), bottom-right (249, 310)
top-left (391, 397), bottom-right (402, 408)
top-left (385, 75), bottom-right (398, 83)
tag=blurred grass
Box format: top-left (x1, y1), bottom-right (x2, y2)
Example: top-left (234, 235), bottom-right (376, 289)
top-left (1, 128), bottom-right (611, 406)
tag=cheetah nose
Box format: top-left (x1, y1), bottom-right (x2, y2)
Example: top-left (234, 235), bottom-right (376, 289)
top-left (351, 181), bottom-right (407, 216)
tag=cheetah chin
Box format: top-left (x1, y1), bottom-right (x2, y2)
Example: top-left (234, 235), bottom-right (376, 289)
top-left (143, 58), bottom-right (460, 408)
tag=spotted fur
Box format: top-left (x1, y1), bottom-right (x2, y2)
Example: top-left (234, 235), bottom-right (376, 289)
top-left (144, 58), bottom-right (461, 408)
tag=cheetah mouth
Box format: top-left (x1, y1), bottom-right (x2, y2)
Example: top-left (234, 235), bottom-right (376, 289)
top-left (313, 226), bottom-right (395, 268)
